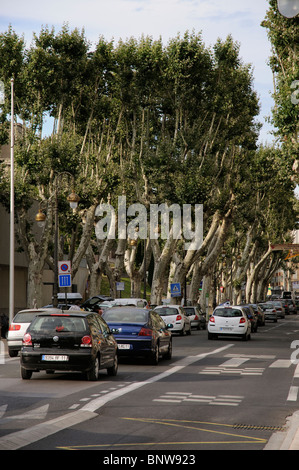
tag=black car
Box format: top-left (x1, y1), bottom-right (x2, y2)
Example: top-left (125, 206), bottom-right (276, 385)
top-left (238, 305), bottom-right (258, 332)
top-left (102, 307), bottom-right (172, 364)
top-left (20, 311), bottom-right (118, 381)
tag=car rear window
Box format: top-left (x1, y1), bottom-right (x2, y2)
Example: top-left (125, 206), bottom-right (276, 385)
top-left (13, 312), bottom-right (39, 323)
top-left (29, 315), bottom-right (87, 333)
top-left (214, 308), bottom-right (242, 318)
top-left (103, 310), bottom-right (148, 323)
top-left (155, 307), bottom-right (179, 316)
top-left (184, 308), bottom-right (196, 315)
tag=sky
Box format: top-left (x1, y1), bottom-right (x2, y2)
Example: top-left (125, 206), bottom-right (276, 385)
top-left (0, 0), bottom-right (275, 144)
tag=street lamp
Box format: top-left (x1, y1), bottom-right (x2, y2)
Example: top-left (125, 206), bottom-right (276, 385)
top-left (277, 0), bottom-right (299, 18)
top-left (67, 191), bottom-right (80, 210)
top-left (35, 209), bottom-right (46, 228)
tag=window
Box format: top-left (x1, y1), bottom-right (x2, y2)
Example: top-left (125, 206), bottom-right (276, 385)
top-left (214, 308), bottom-right (242, 318)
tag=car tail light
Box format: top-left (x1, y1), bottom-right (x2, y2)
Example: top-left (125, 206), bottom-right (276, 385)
top-left (239, 317), bottom-right (246, 324)
top-left (9, 324), bottom-right (21, 331)
top-left (138, 327), bottom-right (152, 336)
top-left (209, 316), bottom-right (215, 323)
top-left (81, 335), bottom-right (92, 347)
top-left (23, 333), bottom-right (32, 345)
top-left (194, 315), bottom-right (199, 320)
top-left (176, 315), bottom-right (182, 321)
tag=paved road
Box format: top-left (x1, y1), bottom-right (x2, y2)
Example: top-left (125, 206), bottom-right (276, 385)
top-left (1, 314), bottom-right (299, 453)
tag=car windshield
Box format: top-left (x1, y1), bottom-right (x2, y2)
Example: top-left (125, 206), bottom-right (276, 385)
top-left (102, 309), bottom-right (148, 323)
top-left (213, 308), bottom-right (242, 318)
top-left (13, 311), bottom-right (39, 323)
top-left (29, 315), bottom-right (87, 333)
top-left (155, 307), bottom-right (179, 316)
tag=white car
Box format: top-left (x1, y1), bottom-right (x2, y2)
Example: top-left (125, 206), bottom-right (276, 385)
top-left (208, 305), bottom-right (251, 341)
top-left (7, 308), bottom-right (60, 357)
top-left (154, 305), bottom-right (191, 336)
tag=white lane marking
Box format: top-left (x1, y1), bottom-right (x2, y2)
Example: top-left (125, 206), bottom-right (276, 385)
top-left (221, 357), bottom-right (250, 367)
top-left (153, 391), bottom-right (244, 406)
top-left (269, 360), bottom-right (292, 368)
top-left (287, 386), bottom-right (299, 402)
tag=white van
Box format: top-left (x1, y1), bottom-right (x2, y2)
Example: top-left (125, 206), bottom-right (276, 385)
top-left (282, 291), bottom-right (295, 301)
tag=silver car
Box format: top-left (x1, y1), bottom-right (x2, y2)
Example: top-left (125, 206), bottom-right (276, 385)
top-left (7, 308), bottom-right (61, 357)
top-left (183, 306), bottom-right (206, 330)
top-left (154, 305), bottom-right (191, 336)
top-left (258, 303), bottom-right (278, 322)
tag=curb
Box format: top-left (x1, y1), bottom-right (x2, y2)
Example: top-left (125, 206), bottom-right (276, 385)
top-left (264, 410), bottom-right (299, 450)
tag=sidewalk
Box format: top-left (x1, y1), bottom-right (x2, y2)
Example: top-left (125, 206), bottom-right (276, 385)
top-left (0, 338), bottom-right (8, 363)
top-left (264, 410), bottom-right (299, 450)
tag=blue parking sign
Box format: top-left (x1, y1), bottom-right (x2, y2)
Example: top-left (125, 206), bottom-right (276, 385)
top-left (170, 283), bottom-right (181, 297)
top-left (58, 274), bottom-right (72, 288)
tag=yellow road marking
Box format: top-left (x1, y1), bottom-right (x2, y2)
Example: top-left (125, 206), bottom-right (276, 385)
top-left (57, 417), bottom-right (268, 449)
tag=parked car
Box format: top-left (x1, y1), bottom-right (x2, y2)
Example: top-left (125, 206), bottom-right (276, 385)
top-left (271, 300), bottom-right (285, 319)
top-left (208, 305), bottom-right (251, 341)
top-left (20, 311), bottom-right (118, 380)
top-left (154, 305), bottom-right (191, 336)
top-left (279, 299), bottom-right (290, 314)
top-left (239, 305), bottom-right (258, 332)
top-left (249, 303), bottom-right (265, 326)
top-left (285, 299), bottom-right (296, 314)
top-left (258, 302), bottom-right (278, 322)
top-left (7, 308), bottom-right (61, 357)
top-left (183, 306), bottom-right (206, 330)
top-left (102, 307), bottom-right (172, 364)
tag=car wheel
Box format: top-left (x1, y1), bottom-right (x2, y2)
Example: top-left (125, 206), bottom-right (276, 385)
top-left (21, 367), bottom-right (32, 380)
top-left (107, 355), bottom-right (118, 376)
top-left (165, 340), bottom-right (172, 360)
top-left (150, 344), bottom-right (159, 365)
top-left (242, 330), bottom-right (250, 341)
top-left (87, 356), bottom-right (100, 381)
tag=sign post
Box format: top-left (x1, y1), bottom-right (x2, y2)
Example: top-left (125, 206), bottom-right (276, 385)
top-left (170, 283), bottom-right (181, 298)
top-left (58, 261), bottom-right (72, 308)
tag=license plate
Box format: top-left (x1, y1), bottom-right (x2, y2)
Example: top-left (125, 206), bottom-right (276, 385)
top-left (220, 327), bottom-right (233, 331)
top-left (42, 355), bottom-right (69, 361)
top-left (118, 344), bottom-right (131, 350)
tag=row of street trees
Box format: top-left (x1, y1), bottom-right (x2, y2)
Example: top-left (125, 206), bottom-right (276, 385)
top-left (0, 10), bottom-right (297, 310)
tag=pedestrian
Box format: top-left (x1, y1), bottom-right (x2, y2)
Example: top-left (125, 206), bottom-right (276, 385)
top-left (0, 314), bottom-right (8, 338)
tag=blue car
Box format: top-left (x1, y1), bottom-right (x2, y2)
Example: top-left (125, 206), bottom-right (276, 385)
top-left (102, 307), bottom-right (172, 364)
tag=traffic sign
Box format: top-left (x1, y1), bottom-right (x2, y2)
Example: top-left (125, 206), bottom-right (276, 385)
top-left (58, 261), bottom-right (72, 274)
top-left (170, 282), bottom-right (181, 297)
top-left (116, 282), bottom-right (125, 291)
top-left (58, 274), bottom-right (72, 288)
